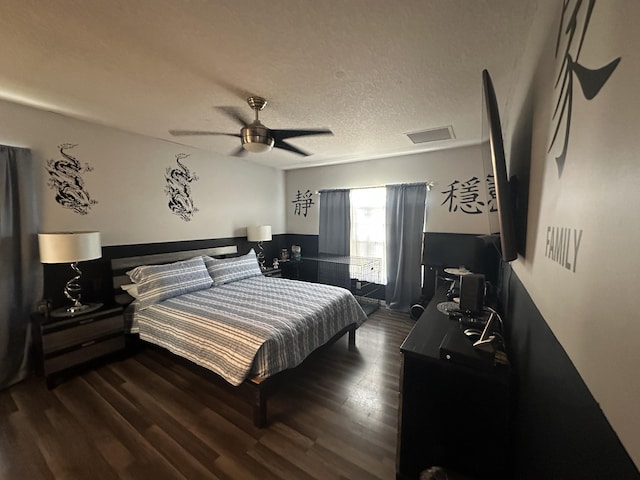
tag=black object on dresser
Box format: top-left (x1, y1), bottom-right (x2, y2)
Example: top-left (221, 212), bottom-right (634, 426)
top-left (32, 306), bottom-right (125, 388)
top-left (397, 287), bottom-right (511, 480)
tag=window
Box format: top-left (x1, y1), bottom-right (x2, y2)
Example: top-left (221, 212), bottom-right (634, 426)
top-left (350, 187), bottom-right (386, 284)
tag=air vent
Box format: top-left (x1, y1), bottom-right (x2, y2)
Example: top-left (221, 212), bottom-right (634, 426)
top-left (406, 125), bottom-right (455, 144)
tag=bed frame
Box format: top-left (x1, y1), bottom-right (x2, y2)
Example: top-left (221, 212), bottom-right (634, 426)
top-left (110, 245), bottom-right (357, 428)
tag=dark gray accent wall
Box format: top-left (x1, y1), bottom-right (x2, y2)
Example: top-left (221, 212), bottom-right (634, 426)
top-left (422, 232), bottom-right (500, 284)
top-left (501, 263), bottom-right (639, 479)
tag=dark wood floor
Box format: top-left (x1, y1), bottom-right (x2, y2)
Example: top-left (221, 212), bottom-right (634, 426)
top-left (0, 307), bottom-right (414, 480)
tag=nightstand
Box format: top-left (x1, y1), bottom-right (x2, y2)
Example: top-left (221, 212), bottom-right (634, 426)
top-left (280, 259), bottom-right (302, 279)
top-left (32, 305), bottom-right (125, 388)
top-left (262, 267), bottom-right (282, 278)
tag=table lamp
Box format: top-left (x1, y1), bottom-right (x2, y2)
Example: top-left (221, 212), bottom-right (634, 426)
top-left (247, 225), bottom-right (272, 270)
top-left (38, 231), bottom-right (103, 317)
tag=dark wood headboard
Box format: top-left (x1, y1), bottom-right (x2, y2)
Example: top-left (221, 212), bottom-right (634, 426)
top-left (110, 245), bottom-right (238, 306)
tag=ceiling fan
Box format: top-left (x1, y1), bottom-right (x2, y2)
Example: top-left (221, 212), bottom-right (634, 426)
top-left (169, 96), bottom-right (332, 156)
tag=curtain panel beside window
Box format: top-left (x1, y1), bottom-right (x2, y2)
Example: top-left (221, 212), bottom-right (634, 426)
top-left (318, 189), bottom-right (351, 288)
top-left (0, 145), bottom-right (42, 389)
top-left (385, 183), bottom-right (427, 312)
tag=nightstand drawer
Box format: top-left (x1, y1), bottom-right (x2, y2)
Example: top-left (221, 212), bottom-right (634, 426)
top-left (43, 314), bottom-right (124, 354)
top-left (44, 335), bottom-right (125, 375)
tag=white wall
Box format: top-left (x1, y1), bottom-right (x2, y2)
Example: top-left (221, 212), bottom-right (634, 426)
top-left (504, 1), bottom-right (640, 467)
top-left (0, 99), bottom-right (286, 246)
top-left (285, 144), bottom-right (496, 235)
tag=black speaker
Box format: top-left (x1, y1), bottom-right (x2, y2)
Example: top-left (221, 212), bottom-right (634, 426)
top-left (410, 294), bottom-right (431, 320)
top-left (421, 265), bottom-right (437, 300)
top-left (410, 303), bottom-right (425, 320)
top-left (459, 274), bottom-right (485, 316)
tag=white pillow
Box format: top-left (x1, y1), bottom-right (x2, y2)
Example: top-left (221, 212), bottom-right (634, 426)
top-left (120, 283), bottom-right (140, 299)
top-left (203, 249), bottom-right (263, 286)
top-left (126, 256), bottom-right (213, 309)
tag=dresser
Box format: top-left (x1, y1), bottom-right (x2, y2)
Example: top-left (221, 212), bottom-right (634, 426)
top-left (32, 306), bottom-right (125, 388)
top-left (396, 288), bottom-right (511, 479)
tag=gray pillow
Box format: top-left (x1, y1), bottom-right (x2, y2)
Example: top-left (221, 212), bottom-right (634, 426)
top-left (126, 256), bottom-right (213, 309)
top-left (203, 249), bottom-right (262, 286)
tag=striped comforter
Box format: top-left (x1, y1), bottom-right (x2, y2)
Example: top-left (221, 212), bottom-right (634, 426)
top-left (126, 276), bottom-right (367, 386)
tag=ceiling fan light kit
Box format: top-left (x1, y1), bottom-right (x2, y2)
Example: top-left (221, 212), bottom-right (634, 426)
top-left (242, 137), bottom-right (273, 153)
top-left (170, 96), bottom-right (332, 157)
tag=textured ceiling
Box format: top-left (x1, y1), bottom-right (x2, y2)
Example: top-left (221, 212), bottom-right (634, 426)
top-left (0, 0), bottom-right (535, 169)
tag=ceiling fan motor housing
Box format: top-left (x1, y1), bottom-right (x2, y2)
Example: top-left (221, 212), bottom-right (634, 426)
top-left (241, 122), bottom-right (274, 152)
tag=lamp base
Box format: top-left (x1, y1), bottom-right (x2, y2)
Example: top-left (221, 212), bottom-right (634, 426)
top-left (50, 302), bottom-right (103, 318)
top-left (256, 241), bottom-right (266, 270)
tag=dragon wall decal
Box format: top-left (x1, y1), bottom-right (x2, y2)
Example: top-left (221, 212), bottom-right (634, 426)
top-left (45, 143), bottom-right (98, 215)
top-left (165, 153), bottom-right (199, 221)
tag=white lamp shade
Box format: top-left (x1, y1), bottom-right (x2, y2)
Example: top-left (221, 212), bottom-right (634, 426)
top-left (38, 231), bottom-right (102, 264)
top-left (247, 225), bottom-right (272, 242)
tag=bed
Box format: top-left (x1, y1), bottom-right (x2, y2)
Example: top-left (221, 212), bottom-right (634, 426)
top-left (111, 245), bottom-right (367, 427)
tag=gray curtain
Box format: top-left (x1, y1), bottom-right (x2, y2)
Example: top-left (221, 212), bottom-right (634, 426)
top-left (0, 145), bottom-right (42, 389)
top-left (385, 183), bottom-right (427, 312)
top-left (318, 189), bottom-right (350, 288)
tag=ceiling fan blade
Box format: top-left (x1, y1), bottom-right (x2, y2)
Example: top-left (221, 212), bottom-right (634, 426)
top-left (274, 139), bottom-right (311, 156)
top-left (169, 129), bottom-right (241, 138)
top-left (230, 145), bottom-right (247, 157)
top-left (272, 128), bottom-right (333, 141)
top-left (216, 107), bottom-right (250, 128)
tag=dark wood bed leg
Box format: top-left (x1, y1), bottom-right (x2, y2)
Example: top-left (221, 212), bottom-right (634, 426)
top-left (348, 326), bottom-right (356, 350)
top-left (252, 383), bottom-right (267, 428)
